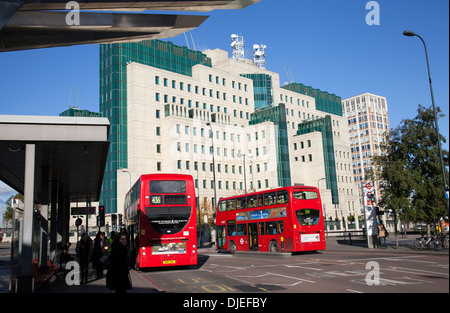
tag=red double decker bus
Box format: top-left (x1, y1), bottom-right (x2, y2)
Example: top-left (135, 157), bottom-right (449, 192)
top-left (215, 186), bottom-right (326, 253)
top-left (124, 174), bottom-right (197, 268)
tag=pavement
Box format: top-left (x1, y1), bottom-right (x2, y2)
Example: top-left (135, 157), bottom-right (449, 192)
top-left (0, 235), bottom-right (447, 293)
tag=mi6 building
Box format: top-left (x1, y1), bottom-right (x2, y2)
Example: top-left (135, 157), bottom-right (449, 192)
top-left (99, 39), bottom-right (361, 231)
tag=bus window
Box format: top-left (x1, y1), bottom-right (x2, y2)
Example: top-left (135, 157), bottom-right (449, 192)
top-left (265, 222), bottom-right (277, 235)
top-left (227, 199), bottom-right (236, 211)
top-left (150, 180), bottom-right (186, 193)
top-left (259, 222), bottom-right (265, 235)
top-left (247, 195), bottom-right (258, 208)
top-left (278, 221), bottom-right (284, 234)
top-left (296, 209), bottom-right (320, 225)
top-left (277, 190), bottom-right (289, 204)
top-left (227, 221), bottom-right (236, 236)
top-left (237, 224), bottom-right (247, 236)
top-left (293, 191), bottom-right (318, 200)
top-left (264, 192), bottom-right (276, 206)
top-left (257, 194), bottom-right (263, 207)
top-left (218, 201), bottom-right (226, 212)
top-left (236, 197), bottom-right (246, 210)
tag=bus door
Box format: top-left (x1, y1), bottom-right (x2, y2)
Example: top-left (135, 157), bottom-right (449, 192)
top-left (248, 222), bottom-right (258, 251)
top-left (217, 226), bottom-right (226, 249)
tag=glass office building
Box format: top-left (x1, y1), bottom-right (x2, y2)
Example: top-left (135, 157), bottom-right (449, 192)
top-left (99, 40), bottom-right (212, 213)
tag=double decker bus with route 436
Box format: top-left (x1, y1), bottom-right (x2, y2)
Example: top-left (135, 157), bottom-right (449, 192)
top-left (124, 174), bottom-right (197, 268)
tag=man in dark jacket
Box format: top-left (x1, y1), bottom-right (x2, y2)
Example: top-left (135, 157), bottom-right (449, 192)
top-left (106, 232), bottom-right (132, 293)
top-left (76, 233), bottom-right (92, 284)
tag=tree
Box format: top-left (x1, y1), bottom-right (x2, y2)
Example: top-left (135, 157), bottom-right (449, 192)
top-left (198, 197), bottom-right (214, 227)
top-left (3, 193), bottom-right (24, 223)
top-left (375, 105), bottom-right (449, 226)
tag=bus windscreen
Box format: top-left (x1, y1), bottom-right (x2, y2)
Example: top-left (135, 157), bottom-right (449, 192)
top-left (150, 181), bottom-right (186, 194)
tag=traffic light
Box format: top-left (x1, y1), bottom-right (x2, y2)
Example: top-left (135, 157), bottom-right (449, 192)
top-left (98, 205), bottom-right (105, 227)
top-left (118, 214), bottom-right (123, 228)
top-left (111, 214), bottom-right (117, 230)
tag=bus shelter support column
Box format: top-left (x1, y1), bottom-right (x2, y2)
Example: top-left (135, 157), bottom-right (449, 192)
top-left (39, 166), bottom-right (49, 268)
top-left (49, 179), bottom-right (58, 262)
top-left (16, 143), bottom-right (35, 293)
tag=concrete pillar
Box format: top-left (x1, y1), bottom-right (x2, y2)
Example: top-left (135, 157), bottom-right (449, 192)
top-left (49, 179), bottom-right (58, 261)
top-left (39, 166), bottom-right (49, 268)
top-left (62, 190), bottom-right (70, 244)
top-left (57, 183), bottom-right (64, 250)
top-left (17, 143), bottom-right (35, 293)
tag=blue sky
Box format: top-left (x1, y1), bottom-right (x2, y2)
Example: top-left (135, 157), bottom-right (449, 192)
top-left (0, 0), bottom-right (449, 217)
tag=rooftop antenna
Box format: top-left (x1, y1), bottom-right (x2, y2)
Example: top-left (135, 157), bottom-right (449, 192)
top-left (284, 67), bottom-right (295, 83)
top-left (184, 32), bottom-right (197, 50)
top-left (69, 85), bottom-right (73, 108)
top-left (184, 32), bottom-right (190, 49)
top-left (76, 87), bottom-right (81, 108)
top-left (231, 34), bottom-right (245, 61)
top-left (189, 32), bottom-right (197, 51)
top-left (253, 44), bottom-right (266, 69)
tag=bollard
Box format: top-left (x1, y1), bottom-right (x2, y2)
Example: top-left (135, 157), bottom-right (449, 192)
top-left (348, 232), bottom-right (352, 245)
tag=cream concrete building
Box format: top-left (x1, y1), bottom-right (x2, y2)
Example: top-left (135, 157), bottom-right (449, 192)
top-left (109, 41), bottom-right (359, 230)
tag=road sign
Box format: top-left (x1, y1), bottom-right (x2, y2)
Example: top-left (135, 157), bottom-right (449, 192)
top-left (365, 183), bottom-right (373, 190)
top-left (71, 207), bottom-right (96, 215)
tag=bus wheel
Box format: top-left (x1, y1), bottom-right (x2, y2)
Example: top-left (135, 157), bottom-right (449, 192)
top-left (229, 241), bottom-right (237, 254)
top-left (269, 240), bottom-right (279, 253)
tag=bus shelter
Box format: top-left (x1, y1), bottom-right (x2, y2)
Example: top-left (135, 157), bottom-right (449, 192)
top-left (0, 115), bottom-right (109, 292)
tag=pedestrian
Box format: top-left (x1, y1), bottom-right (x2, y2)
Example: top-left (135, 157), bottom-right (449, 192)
top-left (53, 241), bottom-right (72, 267)
top-left (106, 232), bottom-right (132, 293)
top-left (76, 233), bottom-right (93, 284)
top-left (371, 222), bottom-right (380, 248)
top-left (378, 220), bottom-right (388, 249)
top-left (108, 231), bottom-right (116, 252)
top-left (92, 232), bottom-right (107, 279)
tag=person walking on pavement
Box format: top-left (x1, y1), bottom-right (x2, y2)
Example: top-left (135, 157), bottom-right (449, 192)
top-left (76, 233), bottom-right (93, 284)
top-left (92, 232), bottom-right (108, 279)
top-left (378, 220), bottom-right (388, 249)
top-left (106, 232), bottom-right (132, 293)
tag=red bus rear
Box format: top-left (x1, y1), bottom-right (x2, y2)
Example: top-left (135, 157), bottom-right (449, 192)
top-left (215, 186), bottom-right (326, 253)
top-left (124, 174), bottom-right (197, 268)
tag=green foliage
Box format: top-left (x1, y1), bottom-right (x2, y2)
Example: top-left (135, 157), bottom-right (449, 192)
top-left (3, 193), bottom-right (24, 222)
top-left (375, 105), bottom-right (449, 223)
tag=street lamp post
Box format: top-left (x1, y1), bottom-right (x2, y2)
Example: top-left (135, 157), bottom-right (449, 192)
top-left (403, 30), bottom-right (450, 217)
top-left (237, 151), bottom-right (247, 193)
top-left (206, 122), bottom-right (217, 209)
